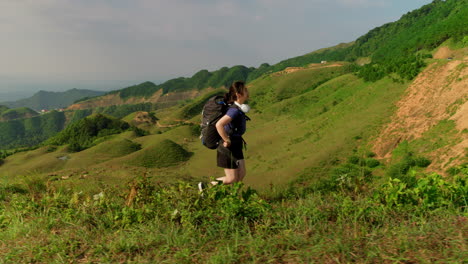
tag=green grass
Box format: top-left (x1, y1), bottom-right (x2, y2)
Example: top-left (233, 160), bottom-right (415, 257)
top-left (125, 139), bottom-right (192, 168)
top-left (0, 170), bottom-right (465, 263)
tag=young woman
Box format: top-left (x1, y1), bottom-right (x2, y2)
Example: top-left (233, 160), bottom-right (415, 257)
top-left (213, 81), bottom-right (250, 185)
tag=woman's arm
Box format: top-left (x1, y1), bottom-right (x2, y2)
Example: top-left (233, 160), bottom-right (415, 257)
top-left (216, 115), bottom-right (233, 147)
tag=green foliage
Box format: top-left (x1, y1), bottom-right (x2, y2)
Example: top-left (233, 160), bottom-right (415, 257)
top-left (45, 114), bottom-right (131, 152)
top-left (0, 111), bottom-right (66, 149)
top-left (131, 126), bottom-right (148, 137)
top-left (365, 158), bottom-right (381, 168)
top-left (255, 0), bottom-right (466, 82)
top-left (114, 66), bottom-right (254, 99)
top-left (374, 172), bottom-right (467, 210)
top-left (328, 163), bottom-right (373, 193)
top-left (117, 81), bottom-right (159, 99)
top-left (0, 165), bottom-right (465, 263)
top-left (68, 103), bottom-right (155, 130)
top-left (69, 109), bottom-right (93, 123)
top-left (126, 139), bottom-right (192, 168)
top-left (0, 107), bottom-right (38, 121)
top-left (446, 163), bottom-right (468, 177)
top-left (386, 152), bottom-right (432, 187)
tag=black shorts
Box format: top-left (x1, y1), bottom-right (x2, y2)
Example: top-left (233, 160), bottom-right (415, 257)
top-left (217, 137), bottom-right (244, 169)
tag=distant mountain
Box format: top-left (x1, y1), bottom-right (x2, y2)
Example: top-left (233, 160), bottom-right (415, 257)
top-left (107, 65), bottom-right (255, 99)
top-left (1, 88), bottom-right (105, 111)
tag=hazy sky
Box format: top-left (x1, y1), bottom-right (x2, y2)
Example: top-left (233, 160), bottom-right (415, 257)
top-left (0, 0), bottom-right (432, 98)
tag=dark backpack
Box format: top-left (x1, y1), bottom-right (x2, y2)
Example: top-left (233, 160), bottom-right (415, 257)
top-left (200, 95), bottom-right (229, 149)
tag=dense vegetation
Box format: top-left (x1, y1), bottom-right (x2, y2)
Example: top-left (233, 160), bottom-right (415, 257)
top-left (1, 88), bottom-right (104, 111)
top-left (70, 102), bottom-right (155, 123)
top-left (110, 66), bottom-right (257, 99)
top-left (0, 159), bottom-right (465, 262)
top-left (0, 103), bottom-right (156, 150)
top-left (0, 111), bottom-right (66, 149)
top-left (45, 114), bottom-right (132, 152)
top-left (250, 0), bottom-right (467, 82)
top-left (0, 107), bottom-right (38, 121)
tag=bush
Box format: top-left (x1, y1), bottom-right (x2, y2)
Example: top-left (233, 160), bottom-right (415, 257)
top-left (329, 163), bottom-right (372, 193)
top-left (414, 157), bottom-right (431, 167)
top-left (348, 156), bottom-right (361, 165)
top-left (374, 172), bottom-right (467, 210)
top-left (446, 163), bottom-right (468, 176)
top-left (365, 158), bottom-right (381, 168)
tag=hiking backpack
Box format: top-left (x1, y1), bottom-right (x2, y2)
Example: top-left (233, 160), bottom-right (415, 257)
top-left (200, 95), bottom-right (229, 149)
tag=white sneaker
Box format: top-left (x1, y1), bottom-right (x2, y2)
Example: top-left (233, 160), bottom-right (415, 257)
top-left (198, 182), bottom-right (205, 193)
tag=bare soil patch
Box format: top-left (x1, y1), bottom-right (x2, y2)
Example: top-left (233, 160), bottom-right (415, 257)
top-left (433, 46), bottom-right (453, 59)
top-left (373, 58), bottom-right (468, 172)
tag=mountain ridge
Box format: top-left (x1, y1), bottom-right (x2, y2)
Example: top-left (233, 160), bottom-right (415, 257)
top-left (1, 88), bottom-right (105, 111)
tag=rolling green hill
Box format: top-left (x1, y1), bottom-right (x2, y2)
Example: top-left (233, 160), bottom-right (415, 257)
top-left (45, 114), bottom-right (133, 152)
top-left (0, 110), bottom-right (66, 149)
top-left (0, 107), bottom-right (38, 121)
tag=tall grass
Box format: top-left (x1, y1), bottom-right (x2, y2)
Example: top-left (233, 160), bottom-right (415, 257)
top-left (0, 167), bottom-right (465, 263)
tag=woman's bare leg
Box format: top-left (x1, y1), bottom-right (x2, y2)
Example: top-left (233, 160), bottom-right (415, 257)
top-left (237, 160), bottom-right (246, 181)
top-left (214, 168), bottom-right (237, 184)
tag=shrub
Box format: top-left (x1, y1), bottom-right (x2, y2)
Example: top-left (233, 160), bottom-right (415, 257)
top-left (374, 172), bottom-right (467, 210)
top-left (329, 163), bottom-right (372, 193)
top-left (414, 156), bottom-right (431, 167)
top-left (446, 163), bottom-right (468, 176)
top-left (365, 158), bottom-right (380, 168)
top-left (348, 155), bottom-right (361, 165)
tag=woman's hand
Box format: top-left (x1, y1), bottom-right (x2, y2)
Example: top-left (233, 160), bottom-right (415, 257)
top-left (216, 115), bottom-right (233, 148)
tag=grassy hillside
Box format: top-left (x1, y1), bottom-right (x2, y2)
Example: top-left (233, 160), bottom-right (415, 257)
top-left (45, 114), bottom-right (133, 152)
top-left (0, 107), bottom-right (38, 121)
top-left (0, 110), bottom-right (66, 149)
top-left (251, 0), bottom-right (467, 82)
top-left (0, 167), bottom-right (465, 262)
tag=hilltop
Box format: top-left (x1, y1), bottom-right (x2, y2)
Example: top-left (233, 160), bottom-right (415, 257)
top-left (0, 107), bottom-right (38, 121)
